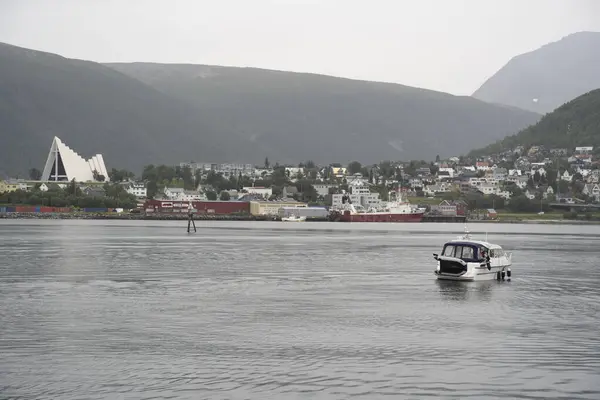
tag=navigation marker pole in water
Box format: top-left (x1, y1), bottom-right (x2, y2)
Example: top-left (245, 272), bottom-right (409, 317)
top-left (187, 202), bottom-right (196, 233)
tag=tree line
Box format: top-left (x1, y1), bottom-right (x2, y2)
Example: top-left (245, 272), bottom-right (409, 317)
top-left (0, 180), bottom-right (138, 209)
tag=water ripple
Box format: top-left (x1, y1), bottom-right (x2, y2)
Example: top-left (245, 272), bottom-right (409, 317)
top-left (1, 220), bottom-right (599, 399)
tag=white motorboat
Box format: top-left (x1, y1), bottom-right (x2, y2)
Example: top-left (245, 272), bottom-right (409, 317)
top-left (433, 226), bottom-right (512, 281)
top-left (281, 215), bottom-right (306, 222)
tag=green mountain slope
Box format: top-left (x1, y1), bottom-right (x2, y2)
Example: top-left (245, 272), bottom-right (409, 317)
top-left (469, 89), bottom-right (600, 156)
top-left (0, 42), bottom-right (257, 177)
top-left (473, 31), bottom-right (600, 114)
top-left (106, 62), bottom-right (540, 165)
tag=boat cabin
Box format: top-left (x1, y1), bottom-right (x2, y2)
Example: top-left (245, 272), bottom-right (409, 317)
top-left (435, 240), bottom-right (503, 275)
top-left (441, 241), bottom-right (488, 262)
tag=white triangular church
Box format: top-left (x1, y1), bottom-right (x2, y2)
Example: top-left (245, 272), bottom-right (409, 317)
top-left (40, 136), bottom-right (110, 182)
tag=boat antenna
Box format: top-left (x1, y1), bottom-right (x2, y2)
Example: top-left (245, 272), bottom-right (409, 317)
top-left (462, 223), bottom-right (471, 239)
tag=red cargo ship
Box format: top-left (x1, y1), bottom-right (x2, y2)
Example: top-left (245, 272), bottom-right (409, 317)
top-left (331, 190), bottom-right (425, 223)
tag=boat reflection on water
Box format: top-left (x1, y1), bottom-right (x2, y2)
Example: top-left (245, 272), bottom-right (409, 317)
top-left (436, 279), bottom-right (495, 302)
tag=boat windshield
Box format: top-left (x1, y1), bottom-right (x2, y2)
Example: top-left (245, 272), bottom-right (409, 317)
top-left (489, 248), bottom-right (504, 257)
top-left (442, 243), bottom-right (478, 261)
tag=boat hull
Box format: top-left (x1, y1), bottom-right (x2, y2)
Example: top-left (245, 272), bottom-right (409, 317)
top-left (435, 264), bottom-right (511, 281)
top-left (338, 212), bottom-right (424, 222)
top-left (281, 217), bottom-right (306, 222)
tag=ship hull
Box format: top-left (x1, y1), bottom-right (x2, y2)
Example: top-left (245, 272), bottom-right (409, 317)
top-left (338, 211), bottom-right (424, 222)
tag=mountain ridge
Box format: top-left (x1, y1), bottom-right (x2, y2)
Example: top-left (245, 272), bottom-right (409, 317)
top-left (0, 41), bottom-right (541, 176)
top-left (105, 61), bottom-right (541, 165)
top-left (0, 41), bottom-right (263, 176)
top-left (473, 31), bottom-right (600, 114)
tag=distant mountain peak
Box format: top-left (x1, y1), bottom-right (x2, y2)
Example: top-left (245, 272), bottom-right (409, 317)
top-left (473, 31), bottom-right (600, 114)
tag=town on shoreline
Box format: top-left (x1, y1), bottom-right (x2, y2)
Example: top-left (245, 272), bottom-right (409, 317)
top-left (2, 142), bottom-right (600, 223)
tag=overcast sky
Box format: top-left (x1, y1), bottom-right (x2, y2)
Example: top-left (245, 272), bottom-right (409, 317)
top-left (1, 0), bottom-right (598, 95)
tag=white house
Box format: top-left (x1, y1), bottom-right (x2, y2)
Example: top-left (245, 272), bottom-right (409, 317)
top-left (7, 179), bottom-right (31, 191)
top-left (576, 167), bottom-right (592, 178)
top-left (216, 163), bottom-right (255, 177)
top-left (409, 178), bottom-right (424, 188)
top-left (561, 170), bottom-right (572, 182)
top-left (586, 170), bottom-right (600, 184)
top-left (530, 166), bottom-right (547, 177)
top-left (583, 184), bottom-right (600, 202)
top-left (423, 183), bottom-right (452, 197)
top-left (476, 183), bottom-right (510, 198)
top-left (125, 182), bottom-right (147, 198)
top-left (38, 182), bottom-right (67, 191)
top-left (331, 183), bottom-right (380, 209)
top-left (469, 177), bottom-right (499, 188)
top-left (243, 186), bottom-right (273, 199)
top-left (477, 183), bottom-right (495, 195)
top-left (508, 169), bottom-right (522, 176)
top-left (164, 187), bottom-right (185, 199)
top-left (164, 187), bottom-right (206, 201)
top-left (179, 190), bottom-right (206, 202)
top-left (285, 167), bottom-right (304, 177)
top-left (438, 167), bottom-right (455, 178)
top-left (346, 174), bottom-right (370, 186)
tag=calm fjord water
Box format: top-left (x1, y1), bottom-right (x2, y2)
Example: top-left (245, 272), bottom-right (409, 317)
top-left (1, 220), bottom-right (599, 400)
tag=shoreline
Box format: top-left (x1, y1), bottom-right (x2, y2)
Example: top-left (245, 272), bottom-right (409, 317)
top-left (0, 212), bottom-right (278, 221)
top-left (2, 212), bottom-right (600, 224)
top-left (468, 219), bottom-right (600, 225)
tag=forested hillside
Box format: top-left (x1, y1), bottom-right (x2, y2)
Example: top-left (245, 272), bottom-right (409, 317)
top-left (469, 89), bottom-right (600, 156)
